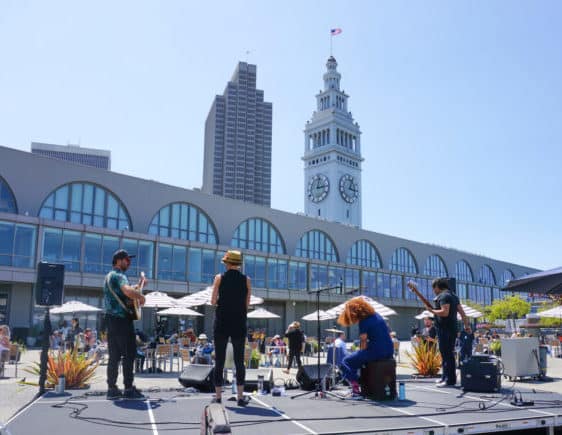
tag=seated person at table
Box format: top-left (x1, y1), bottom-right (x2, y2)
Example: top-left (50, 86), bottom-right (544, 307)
top-left (327, 332), bottom-right (348, 366)
top-left (135, 329), bottom-right (148, 372)
top-left (193, 333), bottom-right (214, 364)
top-left (337, 297), bottom-right (393, 396)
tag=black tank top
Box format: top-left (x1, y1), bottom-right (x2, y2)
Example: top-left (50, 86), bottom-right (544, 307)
top-left (214, 269), bottom-right (248, 337)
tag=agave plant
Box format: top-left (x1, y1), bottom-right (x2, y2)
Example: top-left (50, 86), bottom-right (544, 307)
top-left (405, 340), bottom-right (442, 377)
top-left (26, 348), bottom-right (98, 389)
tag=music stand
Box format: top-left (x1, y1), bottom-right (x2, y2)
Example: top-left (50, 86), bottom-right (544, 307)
top-left (292, 283), bottom-right (343, 400)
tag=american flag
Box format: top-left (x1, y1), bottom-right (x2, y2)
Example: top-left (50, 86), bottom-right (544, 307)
top-left (330, 28), bottom-right (342, 36)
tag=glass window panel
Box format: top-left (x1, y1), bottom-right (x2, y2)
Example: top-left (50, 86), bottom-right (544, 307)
top-left (39, 206), bottom-right (52, 219)
top-left (201, 249), bottom-right (215, 283)
top-left (83, 184), bottom-right (94, 213)
top-left (94, 187), bottom-right (105, 215)
top-left (382, 273), bottom-right (391, 298)
top-left (172, 245), bottom-right (187, 281)
top-left (55, 210), bottom-right (67, 221)
top-left (158, 244), bottom-right (173, 280)
top-left (70, 184), bottom-right (83, 212)
top-left (55, 185), bottom-right (68, 209)
top-left (253, 256), bottom-right (266, 288)
top-left (42, 228), bottom-right (62, 262)
top-left (43, 193), bottom-right (54, 208)
top-left (106, 195), bottom-right (118, 218)
top-left (137, 241), bottom-right (153, 279)
top-left (13, 224), bottom-right (36, 268)
top-left (84, 234), bottom-right (102, 274)
top-left (102, 236), bottom-right (119, 271)
top-left (62, 230), bottom-right (81, 272)
top-left (0, 222), bottom-right (14, 256)
top-left (188, 248), bottom-right (202, 283)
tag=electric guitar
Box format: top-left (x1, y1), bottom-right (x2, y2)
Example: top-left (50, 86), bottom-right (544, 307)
top-left (128, 271), bottom-right (146, 320)
top-left (406, 280), bottom-right (434, 310)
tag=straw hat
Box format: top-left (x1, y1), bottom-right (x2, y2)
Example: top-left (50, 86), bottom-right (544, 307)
top-left (222, 250), bottom-right (243, 265)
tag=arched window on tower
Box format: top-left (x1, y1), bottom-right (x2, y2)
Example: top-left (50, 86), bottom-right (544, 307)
top-left (231, 218), bottom-right (285, 254)
top-left (423, 254), bottom-right (448, 277)
top-left (148, 202), bottom-right (217, 244)
top-left (346, 240), bottom-right (382, 269)
top-left (295, 230), bottom-right (338, 262)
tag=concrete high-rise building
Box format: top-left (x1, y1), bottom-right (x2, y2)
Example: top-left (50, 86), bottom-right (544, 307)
top-left (303, 56), bottom-right (363, 227)
top-left (202, 62), bottom-right (272, 207)
top-left (31, 142), bottom-right (111, 170)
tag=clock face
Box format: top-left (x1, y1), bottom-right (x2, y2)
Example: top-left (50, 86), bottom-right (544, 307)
top-left (339, 174), bottom-right (359, 203)
top-left (308, 174), bottom-right (329, 203)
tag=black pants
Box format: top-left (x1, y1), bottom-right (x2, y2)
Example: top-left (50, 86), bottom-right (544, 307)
top-left (437, 330), bottom-right (456, 385)
top-left (287, 350), bottom-right (302, 370)
top-left (106, 315), bottom-right (136, 389)
top-left (213, 334), bottom-right (246, 387)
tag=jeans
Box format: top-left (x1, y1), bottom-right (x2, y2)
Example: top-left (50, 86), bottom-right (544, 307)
top-left (438, 330), bottom-right (456, 384)
top-left (106, 315), bottom-right (136, 389)
top-left (213, 334), bottom-right (246, 386)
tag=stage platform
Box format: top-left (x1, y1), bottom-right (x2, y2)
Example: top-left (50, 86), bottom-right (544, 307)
top-left (4, 379), bottom-right (562, 435)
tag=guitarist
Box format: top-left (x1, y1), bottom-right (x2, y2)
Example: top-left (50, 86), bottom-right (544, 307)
top-left (104, 249), bottom-right (146, 399)
top-left (429, 278), bottom-right (469, 387)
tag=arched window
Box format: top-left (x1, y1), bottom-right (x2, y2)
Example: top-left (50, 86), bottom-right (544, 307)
top-left (346, 240), bottom-right (381, 269)
top-left (424, 254), bottom-right (448, 277)
top-left (231, 218), bottom-right (285, 254)
top-left (148, 202), bottom-right (217, 244)
top-left (390, 248), bottom-right (417, 274)
top-left (295, 230), bottom-right (338, 262)
top-left (39, 182), bottom-right (131, 230)
top-left (0, 176), bottom-right (17, 213)
top-left (455, 260), bottom-right (473, 282)
top-left (479, 264), bottom-right (496, 285)
top-left (502, 269), bottom-right (515, 285)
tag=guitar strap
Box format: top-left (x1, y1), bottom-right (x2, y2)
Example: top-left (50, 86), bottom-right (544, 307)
top-left (105, 272), bottom-right (132, 316)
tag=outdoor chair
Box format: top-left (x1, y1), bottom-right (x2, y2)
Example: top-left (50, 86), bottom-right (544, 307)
top-left (180, 348), bottom-right (191, 370)
top-left (155, 344), bottom-right (174, 372)
top-left (0, 349), bottom-right (9, 377)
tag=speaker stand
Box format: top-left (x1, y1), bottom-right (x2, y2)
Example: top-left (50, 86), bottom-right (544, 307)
top-left (292, 284), bottom-right (344, 401)
top-left (38, 306), bottom-right (52, 396)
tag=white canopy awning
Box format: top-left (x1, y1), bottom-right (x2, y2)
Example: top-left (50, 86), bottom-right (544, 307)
top-left (177, 286), bottom-right (264, 307)
top-left (50, 300), bottom-right (102, 314)
top-left (537, 306), bottom-right (562, 318)
top-left (156, 306), bottom-right (203, 317)
top-left (325, 295), bottom-right (397, 318)
top-left (302, 310), bottom-right (335, 321)
top-left (247, 308), bottom-right (281, 319)
top-left (143, 291), bottom-right (178, 308)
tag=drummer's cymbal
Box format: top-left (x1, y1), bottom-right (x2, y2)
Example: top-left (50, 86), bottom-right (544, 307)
top-left (325, 328), bottom-right (344, 334)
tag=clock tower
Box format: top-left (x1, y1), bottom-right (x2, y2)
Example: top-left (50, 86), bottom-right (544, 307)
top-left (303, 56), bottom-right (363, 227)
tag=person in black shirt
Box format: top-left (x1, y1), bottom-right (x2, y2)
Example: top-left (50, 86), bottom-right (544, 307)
top-left (283, 321), bottom-right (304, 374)
top-left (426, 278), bottom-right (469, 387)
top-left (211, 250), bottom-right (252, 407)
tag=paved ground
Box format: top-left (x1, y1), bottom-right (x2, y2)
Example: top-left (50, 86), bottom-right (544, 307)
top-left (2, 342), bottom-right (561, 426)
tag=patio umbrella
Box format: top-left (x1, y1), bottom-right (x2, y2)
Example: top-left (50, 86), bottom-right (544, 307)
top-left (143, 291), bottom-right (178, 308)
top-left (537, 305), bottom-right (562, 318)
top-left (461, 304), bottom-right (483, 318)
top-left (156, 306), bottom-right (203, 317)
top-left (247, 308), bottom-right (280, 319)
top-left (415, 310), bottom-right (434, 319)
top-left (50, 300), bottom-right (102, 314)
top-left (502, 267), bottom-right (562, 295)
top-left (302, 310), bottom-right (335, 321)
top-left (325, 295), bottom-right (398, 318)
top-left (177, 286), bottom-right (264, 307)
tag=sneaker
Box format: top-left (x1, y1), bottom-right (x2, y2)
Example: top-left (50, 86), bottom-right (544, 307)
top-left (435, 378), bottom-right (444, 384)
top-left (124, 386), bottom-right (145, 399)
top-left (435, 381), bottom-right (449, 388)
top-left (107, 387), bottom-right (122, 400)
top-left (237, 396), bottom-right (250, 407)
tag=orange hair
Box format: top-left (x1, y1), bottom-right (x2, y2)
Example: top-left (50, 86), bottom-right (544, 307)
top-left (337, 297), bottom-right (375, 327)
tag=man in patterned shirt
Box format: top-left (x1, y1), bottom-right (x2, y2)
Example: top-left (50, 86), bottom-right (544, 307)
top-left (104, 249), bottom-right (146, 399)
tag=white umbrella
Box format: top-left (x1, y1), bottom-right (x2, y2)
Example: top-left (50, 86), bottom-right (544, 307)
top-left (247, 307), bottom-right (280, 319)
top-left (143, 291), bottom-right (178, 308)
top-left (302, 310), bottom-right (336, 321)
top-left (325, 295), bottom-right (397, 318)
top-left (156, 306), bottom-right (203, 317)
top-left (415, 310), bottom-right (434, 319)
top-left (460, 304), bottom-right (483, 319)
top-left (537, 306), bottom-right (562, 318)
top-left (50, 300), bottom-right (102, 314)
top-left (177, 286), bottom-right (264, 307)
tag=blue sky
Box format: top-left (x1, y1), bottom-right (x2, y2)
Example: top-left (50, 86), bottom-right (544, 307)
top-left (1, 1), bottom-right (560, 271)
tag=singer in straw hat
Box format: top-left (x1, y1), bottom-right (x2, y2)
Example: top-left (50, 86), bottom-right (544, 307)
top-left (211, 250), bottom-right (252, 407)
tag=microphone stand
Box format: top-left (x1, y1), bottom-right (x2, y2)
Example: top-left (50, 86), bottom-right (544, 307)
top-left (292, 283), bottom-right (343, 400)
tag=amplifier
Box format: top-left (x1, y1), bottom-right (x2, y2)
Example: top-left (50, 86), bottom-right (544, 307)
top-left (461, 354), bottom-right (502, 393)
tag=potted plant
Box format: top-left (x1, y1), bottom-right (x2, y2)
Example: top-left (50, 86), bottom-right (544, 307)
top-left (249, 348), bottom-right (261, 368)
top-left (405, 340), bottom-right (442, 377)
top-left (489, 340), bottom-right (501, 356)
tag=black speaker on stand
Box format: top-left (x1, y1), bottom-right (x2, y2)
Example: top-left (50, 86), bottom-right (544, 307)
top-left (35, 262), bottom-right (65, 395)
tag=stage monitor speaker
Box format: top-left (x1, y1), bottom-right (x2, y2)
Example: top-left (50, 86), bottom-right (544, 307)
top-left (296, 364), bottom-right (331, 391)
top-left (200, 403), bottom-right (231, 435)
top-left (244, 368), bottom-right (273, 392)
top-left (178, 364), bottom-right (215, 392)
top-left (35, 262), bottom-right (65, 306)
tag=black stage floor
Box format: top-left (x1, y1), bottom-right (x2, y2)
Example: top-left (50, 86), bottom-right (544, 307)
top-left (4, 379), bottom-right (562, 435)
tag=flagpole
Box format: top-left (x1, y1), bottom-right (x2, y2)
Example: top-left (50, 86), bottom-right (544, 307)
top-left (330, 34), bottom-right (333, 57)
